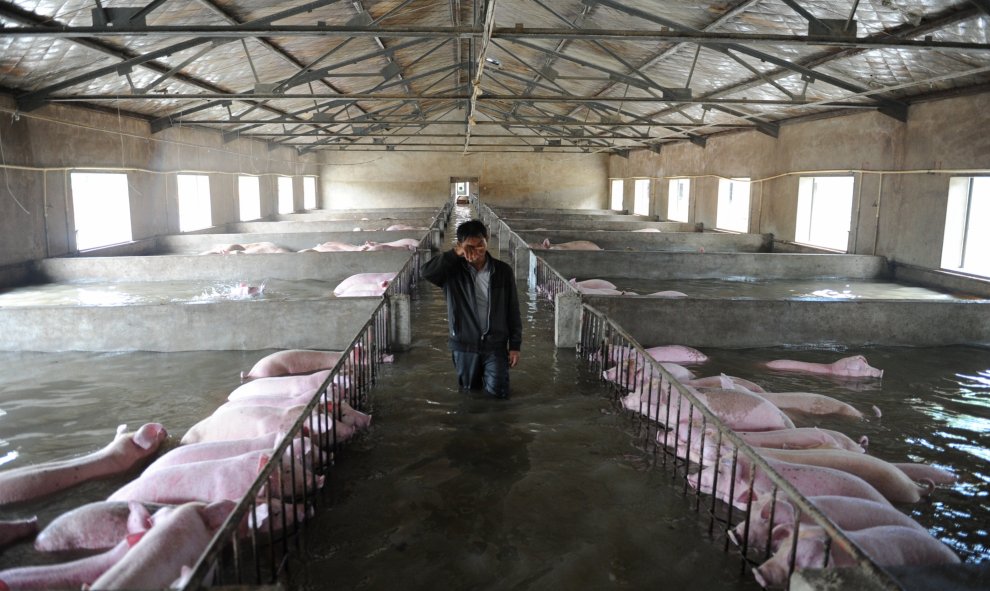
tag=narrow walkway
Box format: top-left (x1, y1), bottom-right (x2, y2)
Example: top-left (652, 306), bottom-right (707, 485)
top-left (288, 264), bottom-right (759, 591)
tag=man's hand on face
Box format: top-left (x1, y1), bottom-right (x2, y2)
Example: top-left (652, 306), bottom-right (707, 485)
top-left (455, 237), bottom-right (488, 269)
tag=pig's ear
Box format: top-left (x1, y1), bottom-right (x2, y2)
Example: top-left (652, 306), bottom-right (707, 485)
top-left (258, 453), bottom-right (271, 473)
top-left (202, 500), bottom-right (236, 531)
top-left (127, 502), bottom-right (153, 533)
top-left (125, 531), bottom-right (146, 547)
top-left (770, 523), bottom-right (793, 549)
top-left (542, 238), bottom-right (550, 249)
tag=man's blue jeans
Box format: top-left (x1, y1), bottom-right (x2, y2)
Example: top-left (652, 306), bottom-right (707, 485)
top-left (451, 349), bottom-right (510, 398)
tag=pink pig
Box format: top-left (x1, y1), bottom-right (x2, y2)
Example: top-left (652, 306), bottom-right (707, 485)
top-left (34, 501), bottom-right (166, 552)
top-left (754, 524), bottom-right (959, 588)
top-left (0, 537), bottom-right (136, 590)
top-left (108, 449), bottom-right (320, 505)
top-left (0, 423), bottom-right (167, 506)
top-left (90, 501), bottom-right (236, 590)
top-left (242, 350), bottom-right (346, 380)
top-left (765, 354), bottom-right (883, 378)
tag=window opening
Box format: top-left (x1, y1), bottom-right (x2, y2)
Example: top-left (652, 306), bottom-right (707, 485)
top-left (795, 176), bottom-right (855, 251)
top-left (70, 172), bottom-right (132, 250)
top-left (942, 177), bottom-right (990, 278)
top-left (716, 177), bottom-right (751, 232)
top-left (177, 174), bottom-right (212, 232)
top-left (633, 179), bottom-right (650, 216)
top-left (238, 176), bottom-right (261, 221)
top-left (610, 179), bottom-right (624, 211)
top-left (667, 178), bottom-right (690, 222)
top-left (303, 176), bottom-right (317, 210)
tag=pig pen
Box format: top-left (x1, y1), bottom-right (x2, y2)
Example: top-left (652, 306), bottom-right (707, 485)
top-left (513, 229), bottom-right (770, 255)
top-left (536, 250), bottom-right (990, 349)
top-left (0, 205), bottom-right (452, 586)
top-left (0, 249), bottom-right (418, 352)
top-left (0, 298), bottom-right (395, 589)
top-left (96, 230), bottom-right (430, 257)
top-left (530, 247), bottom-right (989, 587)
top-left (577, 306), bottom-right (989, 589)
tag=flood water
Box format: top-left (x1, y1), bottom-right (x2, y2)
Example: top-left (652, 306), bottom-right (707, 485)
top-left (286, 280), bottom-right (762, 591)
top-left (571, 276), bottom-right (978, 301)
top-left (0, 278), bottom-right (339, 307)
top-left (0, 205), bottom-right (986, 589)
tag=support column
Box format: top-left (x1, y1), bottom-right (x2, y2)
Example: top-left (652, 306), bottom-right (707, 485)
top-left (388, 294), bottom-right (412, 351)
top-left (554, 291), bottom-right (582, 349)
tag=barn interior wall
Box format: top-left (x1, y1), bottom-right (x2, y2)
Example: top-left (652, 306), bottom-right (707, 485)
top-left (0, 94), bottom-right (320, 269)
top-left (608, 92), bottom-right (990, 269)
top-left (320, 150), bottom-right (608, 210)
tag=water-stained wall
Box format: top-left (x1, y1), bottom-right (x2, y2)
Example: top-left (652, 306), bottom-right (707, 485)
top-left (0, 95), bottom-right (320, 270)
top-left (607, 92), bottom-right (990, 269)
top-left (320, 150), bottom-right (608, 210)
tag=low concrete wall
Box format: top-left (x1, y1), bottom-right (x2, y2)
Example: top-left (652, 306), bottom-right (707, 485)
top-left (536, 251), bottom-right (889, 280)
top-left (501, 219), bottom-right (694, 232)
top-left (582, 297), bottom-right (990, 348)
top-left (518, 231), bottom-right (770, 253)
top-left (32, 251), bottom-right (412, 283)
top-left (274, 210), bottom-right (441, 222)
top-left (156, 231), bottom-right (425, 255)
top-left (893, 264), bottom-right (990, 300)
top-left (226, 219), bottom-right (432, 233)
top-left (279, 207), bottom-right (442, 221)
top-left (0, 298), bottom-right (383, 352)
top-left (493, 211), bottom-right (652, 221)
top-left (491, 207), bottom-right (624, 217)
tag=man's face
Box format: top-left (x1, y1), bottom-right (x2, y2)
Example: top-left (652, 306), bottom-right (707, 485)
top-left (459, 236), bottom-right (487, 267)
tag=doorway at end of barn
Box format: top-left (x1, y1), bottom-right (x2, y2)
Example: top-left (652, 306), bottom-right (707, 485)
top-left (450, 177), bottom-right (478, 208)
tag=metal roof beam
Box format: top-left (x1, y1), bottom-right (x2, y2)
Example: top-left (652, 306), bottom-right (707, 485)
top-left (4, 23), bottom-right (989, 53)
top-left (49, 93), bottom-right (883, 109)
top-left (13, 0), bottom-right (344, 111)
top-left (586, 0), bottom-right (910, 121)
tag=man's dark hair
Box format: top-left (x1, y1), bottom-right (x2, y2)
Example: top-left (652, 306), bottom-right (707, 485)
top-left (456, 219), bottom-right (489, 242)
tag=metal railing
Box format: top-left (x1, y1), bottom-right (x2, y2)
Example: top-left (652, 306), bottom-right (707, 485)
top-left (578, 303), bottom-right (901, 591)
top-left (533, 255), bottom-right (577, 307)
top-left (179, 298), bottom-right (394, 590)
top-left (386, 247), bottom-right (420, 298)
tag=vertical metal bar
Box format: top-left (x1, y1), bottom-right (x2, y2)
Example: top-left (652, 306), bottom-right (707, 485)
top-left (708, 429), bottom-right (724, 535)
top-left (723, 448), bottom-right (739, 552)
top-left (695, 414), bottom-right (707, 511)
top-left (682, 404), bottom-right (694, 495)
top-left (785, 517), bottom-right (803, 589)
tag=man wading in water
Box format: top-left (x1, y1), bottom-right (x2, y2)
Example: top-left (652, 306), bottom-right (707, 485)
top-left (421, 219), bottom-right (522, 398)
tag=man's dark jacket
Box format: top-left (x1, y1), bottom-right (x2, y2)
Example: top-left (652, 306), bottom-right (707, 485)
top-left (421, 250), bottom-right (523, 354)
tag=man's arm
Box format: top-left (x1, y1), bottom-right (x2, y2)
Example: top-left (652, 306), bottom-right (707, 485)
top-left (420, 249), bottom-right (462, 287)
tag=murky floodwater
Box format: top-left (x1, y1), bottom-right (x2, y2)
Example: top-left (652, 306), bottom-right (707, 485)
top-left (0, 279), bottom-right (339, 307)
top-left (0, 348), bottom-right (280, 568)
top-left (571, 276), bottom-right (980, 301)
top-left (286, 282), bottom-right (761, 591)
top-left (676, 344), bottom-right (990, 564)
top-left (0, 204), bottom-right (985, 588)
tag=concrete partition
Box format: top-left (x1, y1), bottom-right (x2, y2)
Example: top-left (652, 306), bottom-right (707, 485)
top-left (278, 207), bottom-right (442, 221)
top-left (517, 230), bottom-right (770, 253)
top-left (33, 251), bottom-right (412, 283)
top-left (0, 298), bottom-right (383, 352)
top-left (537, 251), bottom-right (889, 280)
top-left (580, 296), bottom-right (990, 348)
top-left (491, 207), bottom-right (624, 217)
top-left (503, 219), bottom-right (697, 232)
top-left (226, 218), bottom-right (433, 233)
top-left (156, 231), bottom-right (425, 255)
